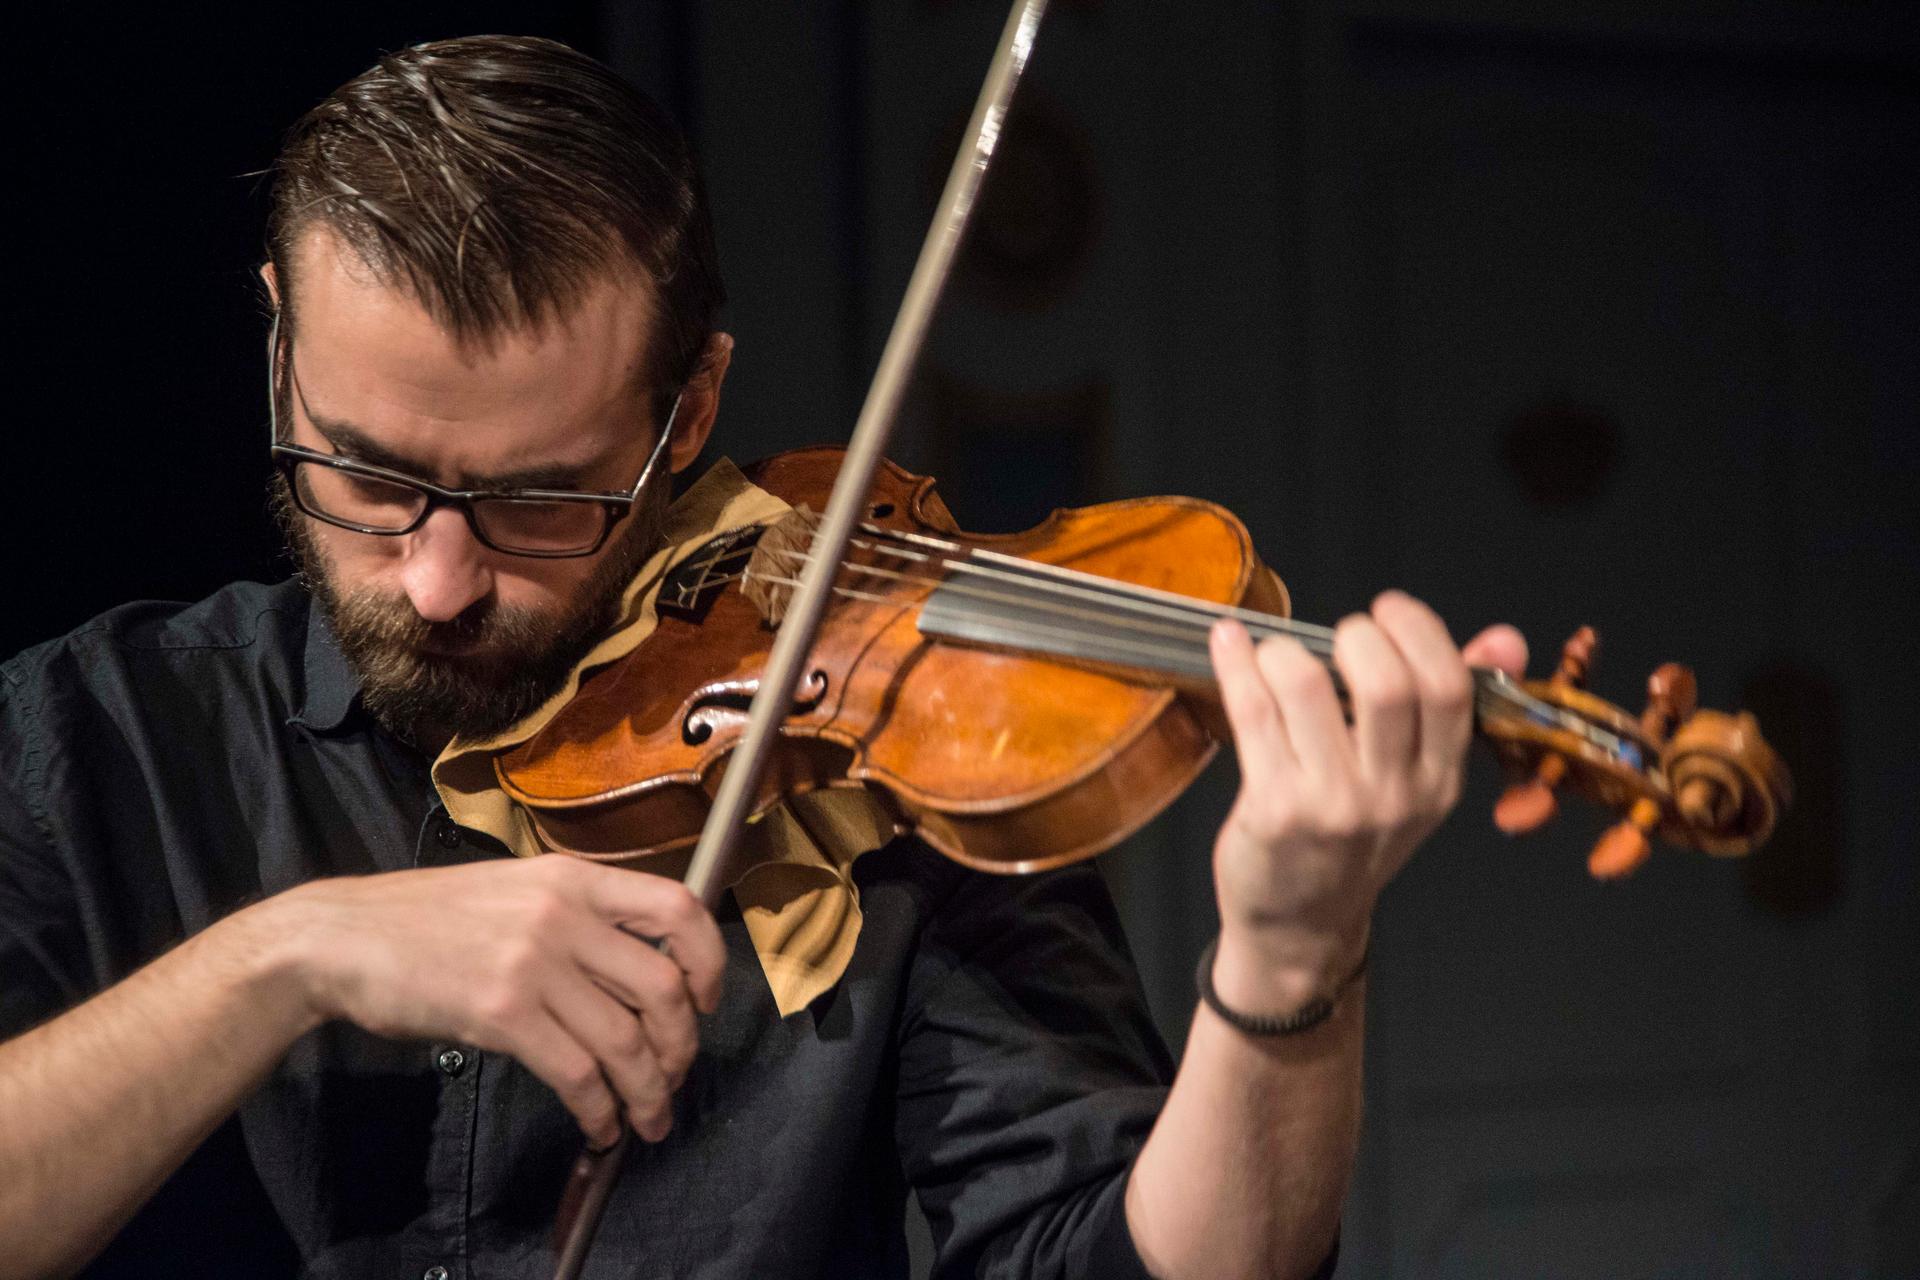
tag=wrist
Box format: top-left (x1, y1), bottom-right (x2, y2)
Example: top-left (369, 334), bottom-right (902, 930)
top-left (218, 886), bottom-right (336, 1037)
top-left (1212, 918), bottom-right (1371, 1019)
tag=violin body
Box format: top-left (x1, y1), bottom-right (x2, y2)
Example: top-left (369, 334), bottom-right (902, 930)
top-left (497, 447), bottom-right (1289, 873)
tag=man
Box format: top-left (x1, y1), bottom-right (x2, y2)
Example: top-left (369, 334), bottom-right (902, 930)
top-left (0, 35), bottom-right (1523, 1280)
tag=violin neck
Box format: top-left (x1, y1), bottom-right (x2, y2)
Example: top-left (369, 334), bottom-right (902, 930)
top-left (915, 567), bottom-right (1508, 729)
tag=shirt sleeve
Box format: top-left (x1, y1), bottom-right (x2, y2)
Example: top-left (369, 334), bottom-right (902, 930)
top-left (0, 662), bottom-right (88, 1040)
top-left (892, 859), bottom-right (1174, 1280)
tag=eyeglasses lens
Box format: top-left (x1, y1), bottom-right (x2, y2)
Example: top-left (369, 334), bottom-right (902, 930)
top-left (472, 498), bottom-right (609, 554)
top-left (295, 462), bottom-right (421, 532)
top-left (291, 460), bottom-right (609, 554)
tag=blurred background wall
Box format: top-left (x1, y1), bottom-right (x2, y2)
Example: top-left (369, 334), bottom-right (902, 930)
top-left (8, 2), bottom-right (1916, 1275)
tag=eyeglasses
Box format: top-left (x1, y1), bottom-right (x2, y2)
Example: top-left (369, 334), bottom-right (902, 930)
top-left (265, 314), bottom-right (680, 559)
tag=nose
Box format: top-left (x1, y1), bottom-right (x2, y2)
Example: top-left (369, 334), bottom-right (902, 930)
top-left (397, 507), bottom-right (495, 622)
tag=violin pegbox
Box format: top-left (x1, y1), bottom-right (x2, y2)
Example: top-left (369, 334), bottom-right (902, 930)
top-left (1478, 628), bottom-right (1792, 879)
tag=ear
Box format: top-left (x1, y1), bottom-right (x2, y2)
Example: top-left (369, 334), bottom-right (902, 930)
top-left (667, 332), bottom-right (734, 472)
top-left (260, 261), bottom-right (282, 311)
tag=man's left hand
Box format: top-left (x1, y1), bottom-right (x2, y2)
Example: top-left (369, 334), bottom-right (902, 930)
top-left (1206, 590), bottom-right (1528, 1014)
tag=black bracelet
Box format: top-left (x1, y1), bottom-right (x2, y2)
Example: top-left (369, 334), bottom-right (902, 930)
top-left (1195, 937), bottom-right (1370, 1037)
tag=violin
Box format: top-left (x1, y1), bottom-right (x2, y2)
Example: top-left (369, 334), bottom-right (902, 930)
top-left (497, 446), bottom-right (1790, 885)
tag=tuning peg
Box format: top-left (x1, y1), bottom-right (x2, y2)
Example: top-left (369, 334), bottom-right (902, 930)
top-left (1588, 795), bottom-right (1661, 879)
top-left (1640, 663), bottom-right (1698, 741)
top-left (1490, 628), bottom-right (1596, 836)
top-left (1494, 754), bottom-right (1565, 833)
top-left (1555, 627), bottom-right (1598, 687)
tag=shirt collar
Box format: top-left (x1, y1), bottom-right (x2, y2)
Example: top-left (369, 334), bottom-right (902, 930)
top-left (292, 593), bottom-right (364, 735)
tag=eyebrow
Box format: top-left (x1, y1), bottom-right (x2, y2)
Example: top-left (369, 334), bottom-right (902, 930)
top-left (292, 373), bottom-right (611, 492)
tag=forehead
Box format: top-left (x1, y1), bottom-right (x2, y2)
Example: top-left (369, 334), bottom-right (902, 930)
top-left (283, 227), bottom-right (657, 475)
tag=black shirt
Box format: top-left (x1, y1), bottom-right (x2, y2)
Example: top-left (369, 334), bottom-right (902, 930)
top-left (0, 579), bottom-right (1177, 1278)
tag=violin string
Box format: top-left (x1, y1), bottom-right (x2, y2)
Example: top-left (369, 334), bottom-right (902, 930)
top-left (860, 521), bottom-right (1343, 639)
top-left (665, 521), bottom-right (1282, 653)
top-left (677, 515), bottom-right (1337, 656)
top-left (742, 564), bottom-right (1567, 737)
top-left (784, 541), bottom-right (1390, 690)
top-left (744, 538), bottom-right (1231, 665)
top-left (812, 525), bottom-right (1591, 735)
top-left (849, 523), bottom-right (1341, 647)
top-left (743, 575), bottom-right (903, 610)
top-left (745, 568), bottom-right (1245, 672)
top-left (665, 516), bottom-right (1598, 741)
top-left (756, 541), bottom-right (1251, 648)
top-left (756, 533), bottom-right (1402, 684)
top-left (745, 542), bottom-right (1597, 742)
top-left (665, 507), bottom-right (1336, 649)
top-left (858, 540), bottom-right (1342, 655)
top-left (729, 511), bottom-right (1341, 651)
top-left (698, 556), bottom-right (1612, 756)
top-left (761, 540), bottom-right (1332, 656)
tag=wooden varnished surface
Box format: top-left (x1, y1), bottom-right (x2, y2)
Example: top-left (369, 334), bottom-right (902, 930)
top-left (497, 448), bottom-right (1276, 871)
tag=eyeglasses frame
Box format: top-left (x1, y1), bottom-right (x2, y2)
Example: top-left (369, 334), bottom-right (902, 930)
top-left (265, 313), bottom-right (682, 560)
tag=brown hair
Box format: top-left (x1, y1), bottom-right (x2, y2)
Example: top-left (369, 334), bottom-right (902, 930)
top-left (266, 34), bottom-right (723, 420)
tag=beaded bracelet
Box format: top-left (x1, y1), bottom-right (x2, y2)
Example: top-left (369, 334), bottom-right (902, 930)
top-left (1195, 936), bottom-right (1370, 1037)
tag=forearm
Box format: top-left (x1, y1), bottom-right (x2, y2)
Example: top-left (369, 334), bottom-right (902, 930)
top-left (1124, 942), bottom-right (1365, 1280)
top-left (0, 897), bottom-right (319, 1279)
top-left (1123, 599), bottom-right (1517, 1277)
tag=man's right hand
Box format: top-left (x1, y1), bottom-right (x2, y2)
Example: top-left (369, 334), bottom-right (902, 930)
top-left (272, 856), bottom-right (727, 1148)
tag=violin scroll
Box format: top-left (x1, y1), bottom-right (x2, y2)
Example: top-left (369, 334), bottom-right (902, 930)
top-left (1479, 628), bottom-right (1792, 879)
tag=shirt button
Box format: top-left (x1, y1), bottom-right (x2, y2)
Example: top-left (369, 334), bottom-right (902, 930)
top-left (436, 820), bottom-right (463, 850)
top-left (435, 1048), bottom-right (467, 1077)
top-left (423, 1267), bottom-right (450, 1280)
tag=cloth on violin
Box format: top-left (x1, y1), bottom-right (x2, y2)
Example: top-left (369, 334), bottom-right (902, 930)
top-left (430, 459), bottom-right (896, 1017)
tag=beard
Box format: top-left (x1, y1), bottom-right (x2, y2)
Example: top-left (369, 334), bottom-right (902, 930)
top-left (273, 473), bottom-right (669, 747)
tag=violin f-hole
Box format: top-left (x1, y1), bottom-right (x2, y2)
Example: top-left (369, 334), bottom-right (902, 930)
top-left (681, 669), bottom-right (831, 746)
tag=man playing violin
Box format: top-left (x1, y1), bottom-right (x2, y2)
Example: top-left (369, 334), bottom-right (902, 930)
top-left (0, 35), bottom-right (1525, 1280)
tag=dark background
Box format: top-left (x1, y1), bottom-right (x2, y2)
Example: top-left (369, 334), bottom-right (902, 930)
top-left (8, 2), bottom-right (1917, 1275)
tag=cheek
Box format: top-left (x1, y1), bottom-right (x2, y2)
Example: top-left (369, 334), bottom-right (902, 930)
top-left (489, 559), bottom-right (600, 614)
top-left (301, 521), bottom-right (389, 584)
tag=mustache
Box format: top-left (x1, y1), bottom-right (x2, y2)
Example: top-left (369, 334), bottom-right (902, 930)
top-left (332, 589), bottom-right (545, 658)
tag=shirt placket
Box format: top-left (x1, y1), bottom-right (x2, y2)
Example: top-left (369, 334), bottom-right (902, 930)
top-left (412, 804), bottom-right (483, 1280)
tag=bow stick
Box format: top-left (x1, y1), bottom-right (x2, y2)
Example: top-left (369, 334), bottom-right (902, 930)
top-left (548, 2), bottom-right (1050, 1273)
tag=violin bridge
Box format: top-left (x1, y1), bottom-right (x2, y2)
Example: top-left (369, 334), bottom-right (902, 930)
top-left (742, 505), bottom-right (821, 626)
